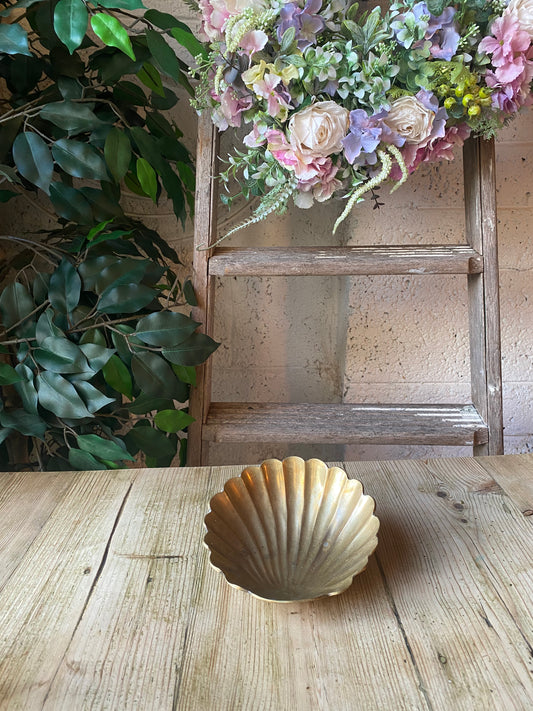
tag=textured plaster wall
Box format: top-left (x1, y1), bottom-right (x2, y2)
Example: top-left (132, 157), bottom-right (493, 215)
top-left (1, 1), bottom-right (532, 466)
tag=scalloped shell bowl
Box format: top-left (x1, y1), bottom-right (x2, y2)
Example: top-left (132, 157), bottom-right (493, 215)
top-left (204, 457), bottom-right (379, 602)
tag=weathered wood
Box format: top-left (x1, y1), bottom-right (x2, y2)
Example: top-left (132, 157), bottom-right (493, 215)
top-left (203, 402), bottom-right (488, 446)
top-left (0, 471), bottom-right (71, 590)
top-left (209, 245), bottom-right (484, 277)
top-left (344, 457), bottom-right (533, 710)
top-left (187, 112), bottom-right (220, 466)
top-left (0, 468), bottom-right (137, 709)
top-left (476, 453), bottom-right (533, 513)
top-left (0, 456), bottom-right (532, 709)
top-left (463, 137), bottom-right (503, 455)
top-left (42, 467), bottom-right (214, 710)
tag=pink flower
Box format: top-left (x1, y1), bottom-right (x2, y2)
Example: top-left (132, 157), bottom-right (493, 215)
top-left (294, 158), bottom-right (343, 208)
top-left (240, 30), bottom-right (268, 55)
top-left (479, 14), bottom-right (531, 83)
top-left (212, 87), bottom-right (252, 130)
top-left (390, 123), bottom-right (471, 181)
top-left (485, 56), bottom-right (533, 113)
top-left (254, 74), bottom-right (292, 118)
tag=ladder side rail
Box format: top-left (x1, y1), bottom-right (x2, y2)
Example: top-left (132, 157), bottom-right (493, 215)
top-left (463, 136), bottom-right (504, 455)
top-left (187, 113), bottom-right (219, 465)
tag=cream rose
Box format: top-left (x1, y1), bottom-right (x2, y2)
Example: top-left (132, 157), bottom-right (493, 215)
top-left (289, 101), bottom-right (350, 158)
top-left (506, 0), bottom-right (533, 38)
top-left (383, 96), bottom-right (435, 145)
top-left (221, 0), bottom-right (267, 14)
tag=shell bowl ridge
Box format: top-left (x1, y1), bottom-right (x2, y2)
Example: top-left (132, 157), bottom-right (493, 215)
top-left (204, 456), bottom-right (379, 602)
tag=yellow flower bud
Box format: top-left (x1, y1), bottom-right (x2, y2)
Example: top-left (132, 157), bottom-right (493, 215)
top-left (468, 104), bottom-right (481, 117)
top-left (444, 97), bottom-right (456, 109)
top-left (462, 94), bottom-right (474, 106)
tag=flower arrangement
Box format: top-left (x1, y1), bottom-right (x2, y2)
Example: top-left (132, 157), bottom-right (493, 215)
top-left (193, 1), bottom-right (533, 237)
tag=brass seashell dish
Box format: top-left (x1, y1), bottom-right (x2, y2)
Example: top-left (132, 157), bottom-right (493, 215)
top-left (204, 456), bottom-right (379, 602)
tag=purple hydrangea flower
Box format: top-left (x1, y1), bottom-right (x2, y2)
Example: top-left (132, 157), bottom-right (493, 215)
top-left (276, 0), bottom-right (325, 51)
top-left (342, 110), bottom-right (405, 166)
top-left (424, 6), bottom-right (460, 61)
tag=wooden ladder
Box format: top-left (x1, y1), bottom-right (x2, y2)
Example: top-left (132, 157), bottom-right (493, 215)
top-left (187, 113), bottom-right (504, 465)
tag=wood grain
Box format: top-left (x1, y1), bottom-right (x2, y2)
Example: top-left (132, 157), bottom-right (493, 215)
top-left (42, 466), bottom-right (216, 710)
top-left (463, 137), bottom-right (503, 455)
top-left (204, 402), bottom-right (488, 446)
top-left (345, 458), bottom-right (533, 710)
top-left (1, 456), bottom-right (531, 710)
top-left (0, 468), bottom-right (136, 709)
top-left (208, 245), bottom-right (484, 276)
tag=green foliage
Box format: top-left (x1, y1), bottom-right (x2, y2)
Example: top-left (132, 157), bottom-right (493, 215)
top-left (0, 225), bottom-right (218, 471)
top-left (0, 0), bottom-right (199, 227)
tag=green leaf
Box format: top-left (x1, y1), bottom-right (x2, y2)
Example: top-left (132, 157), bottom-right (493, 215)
top-left (32, 273), bottom-right (50, 306)
top-left (52, 138), bottom-right (109, 180)
top-left (96, 0), bottom-right (144, 8)
top-left (154, 409), bottom-right (194, 433)
top-left (73, 381), bottom-right (115, 413)
top-left (79, 187), bottom-right (123, 222)
top-left (40, 101), bottom-right (102, 133)
top-left (0, 410), bottom-right (46, 439)
top-left (76, 433), bottom-right (134, 461)
top-left (127, 393), bottom-right (173, 414)
top-left (104, 127), bottom-right (132, 183)
top-left (37, 371), bottom-right (93, 419)
top-left (0, 23), bottom-right (32, 56)
top-left (49, 183), bottom-right (93, 224)
top-left (143, 9), bottom-right (180, 30)
top-left (135, 311), bottom-right (199, 348)
top-left (68, 448), bottom-right (103, 470)
top-left (78, 343), bottom-right (115, 372)
top-left (113, 80), bottom-right (147, 106)
top-left (0, 282), bottom-right (35, 332)
top-left (14, 363), bottom-right (39, 415)
top-left (145, 29), bottom-right (183, 81)
top-left (94, 256), bottom-right (148, 294)
top-left (35, 309), bottom-right (64, 343)
top-left (131, 352), bottom-right (182, 399)
top-left (102, 354), bottom-right (133, 398)
top-left (48, 258), bottom-right (81, 314)
top-left (171, 364), bottom-right (196, 386)
top-left (135, 157), bottom-right (158, 202)
top-left (0, 190), bottom-right (17, 203)
top-left (0, 0), bottom-right (43, 17)
top-left (91, 13), bottom-right (135, 61)
top-left (162, 333), bottom-right (219, 366)
top-left (58, 76), bottom-right (83, 100)
top-left (34, 337), bottom-right (90, 374)
top-left (0, 363), bottom-right (23, 386)
top-left (170, 26), bottom-right (208, 62)
top-left (54, 0), bottom-right (88, 54)
top-left (123, 424), bottom-right (176, 460)
top-left (137, 62), bottom-right (164, 96)
top-left (183, 279), bottom-right (197, 307)
top-left (98, 283), bottom-right (156, 314)
top-left (12, 132), bottom-right (53, 194)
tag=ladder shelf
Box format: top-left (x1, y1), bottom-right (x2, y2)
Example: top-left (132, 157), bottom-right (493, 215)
top-left (187, 113), bottom-right (503, 465)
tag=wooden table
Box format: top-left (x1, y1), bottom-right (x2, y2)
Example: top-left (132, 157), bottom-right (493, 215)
top-left (1, 455), bottom-right (532, 710)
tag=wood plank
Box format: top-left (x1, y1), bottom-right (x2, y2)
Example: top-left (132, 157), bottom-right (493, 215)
top-left (0, 469), bottom-right (136, 709)
top-left (463, 137), bottom-right (503, 455)
top-left (42, 466), bottom-right (216, 710)
top-left (175, 548), bottom-right (429, 710)
top-left (209, 245), bottom-right (484, 277)
top-left (475, 453), bottom-right (533, 514)
top-left (187, 111), bottom-right (220, 466)
top-left (0, 471), bottom-right (72, 590)
top-left (204, 402), bottom-right (488, 446)
top-left (344, 457), bottom-right (533, 710)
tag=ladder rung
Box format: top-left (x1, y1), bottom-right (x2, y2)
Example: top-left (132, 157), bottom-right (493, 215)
top-left (204, 403), bottom-right (488, 446)
top-left (208, 246), bottom-right (483, 277)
